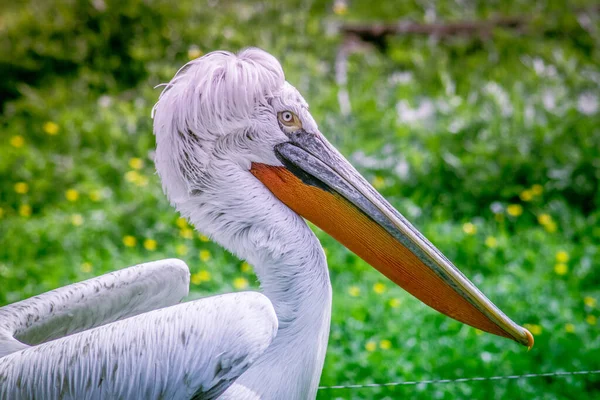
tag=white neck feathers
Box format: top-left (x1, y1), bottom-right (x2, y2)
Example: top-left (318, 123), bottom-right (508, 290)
top-left (176, 162), bottom-right (332, 399)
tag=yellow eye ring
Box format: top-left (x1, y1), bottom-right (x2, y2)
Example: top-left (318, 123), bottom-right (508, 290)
top-left (277, 111), bottom-right (302, 131)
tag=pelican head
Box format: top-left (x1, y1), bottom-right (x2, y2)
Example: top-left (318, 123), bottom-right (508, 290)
top-left (152, 48), bottom-right (532, 357)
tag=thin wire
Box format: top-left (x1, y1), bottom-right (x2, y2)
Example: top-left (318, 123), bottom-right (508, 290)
top-left (318, 369), bottom-right (600, 390)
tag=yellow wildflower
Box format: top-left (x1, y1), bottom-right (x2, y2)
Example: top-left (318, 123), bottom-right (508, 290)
top-left (372, 176), bottom-right (385, 190)
top-left (10, 135), bottom-right (24, 148)
top-left (348, 286), bottom-right (360, 297)
top-left (43, 121), bottom-right (59, 135)
top-left (586, 315), bottom-right (597, 325)
top-left (14, 182), bottom-right (29, 194)
top-left (19, 204), bottom-right (32, 217)
top-left (175, 244), bottom-right (188, 256)
top-left (143, 239), bottom-right (157, 251)
top-left (89, 190), bottom-right (102, 202)
top-left (462, 222), bottom-right (477, 235)
top-left (71, 214), bottom-right (84, 226)
top-left (198, 270), bottom-right (211, 282)
top-left (191, 270), bottom-right (211, 285)
top-left (128, 158), bottom-right (144, 170)
top-left (199, 249), bottom-right (211, 262)
top-left (180, 228), bottom-right (194, 239)
top-left (544, 221), bottom-right (557, 233)
top-left (123, 171), bottom-right (148, 186)
top-left (190, 273), bottom-right (201, 285)
top-left (199, 234), bottom-right (210, 242)
top-left (365, 341), bottom-right (376, 352)
top-left (565, 323), bottom-right (575, 333)
top-left (388, 298), bottom-right (401, 308)
top-left (123, 235), bottom-right (136, 247)
top-left (373, 282), bottom-right (386, 294)
top-left (554, 263), bottom-right (568, 275)
top-left (379, 339), bottom-right (392, 350)
top-left (125, 170), bottom-right (140, 183)
top-left (233, 277), bottom-right (249, 290)
top-left (187, 45), bottom-right (203, 60)
top-left (176, 217), bottom-right (188, 229)
top-left (0, 207), bottom-right (4, 218)
top-left (134, 175), bottom-right (149, 187)
top-left (485, 236), bottom-right (498, 248)
top-left (584, 297), bottom-right (596, 308)
top-left (524, 323), bottom-right (542, 335)
top-left (241, 262), bottom-right (252, 273)
top-left (81, 262), bottom-right (92, 273)
top-left (520, 190), bottom-right (533, 202)
top-left (531, 184), bottom-right (543, 195)
top-left (65, 189), bottom-right (79, 202)
top-left (556, 251), bottom-right (569, 263)
top-left (506, 204), bottom-right (523, 217)
top-left (123, 170), bottom-right (148, 186)
top-left (538, 213), bottom-right (552, 226)
top-left (333, 0), bottom-right (348, 15)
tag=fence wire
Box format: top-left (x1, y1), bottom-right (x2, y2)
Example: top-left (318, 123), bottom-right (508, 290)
top-left (319, 369), bottom-right (600, 390)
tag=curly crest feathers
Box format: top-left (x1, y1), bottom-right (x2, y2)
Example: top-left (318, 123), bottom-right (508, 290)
top-left (152, 48), bottom-right (285, 204)
top-left (153, 48), bottom-right (284, 135)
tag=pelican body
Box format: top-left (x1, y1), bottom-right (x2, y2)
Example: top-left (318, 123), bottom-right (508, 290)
top-left (0, 48), bottom-right (533, 399)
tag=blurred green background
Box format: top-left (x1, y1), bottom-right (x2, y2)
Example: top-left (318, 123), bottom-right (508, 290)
top-left (1, 0), bottom-right (599, 399)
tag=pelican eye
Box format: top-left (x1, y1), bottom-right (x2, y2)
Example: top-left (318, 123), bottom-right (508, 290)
top-left (277, 111), bottom-right (302, 131)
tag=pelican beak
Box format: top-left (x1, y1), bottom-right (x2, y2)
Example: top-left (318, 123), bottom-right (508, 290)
top-left (251, 130), bottom-right (533, 348)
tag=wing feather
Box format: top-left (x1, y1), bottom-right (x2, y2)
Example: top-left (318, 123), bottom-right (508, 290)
top-left (0, 259), bottom-right (189, 358)
top-left (0, 292), bottom-right (277, 400)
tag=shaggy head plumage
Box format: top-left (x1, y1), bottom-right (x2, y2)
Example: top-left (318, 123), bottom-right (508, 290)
top-left (152, 48), bottom-right (285, 136)
top-left (152, 48), bottom-right (315, 207)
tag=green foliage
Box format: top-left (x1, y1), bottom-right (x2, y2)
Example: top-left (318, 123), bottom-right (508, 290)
top-left (1, 0), bottom-right (599, 399)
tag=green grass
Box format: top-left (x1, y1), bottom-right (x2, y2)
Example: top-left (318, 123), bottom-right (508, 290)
top-left (1, 1), bottom-right (599, 399)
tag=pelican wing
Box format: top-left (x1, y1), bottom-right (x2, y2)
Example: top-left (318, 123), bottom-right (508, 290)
top-left (0, 291), bottom-right (278, 399)
top-left (0, 259), bottom-right (189, 358)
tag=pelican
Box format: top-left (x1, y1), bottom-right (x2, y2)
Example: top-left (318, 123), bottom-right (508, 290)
top-left (0, 48), bottom-right (533, 399)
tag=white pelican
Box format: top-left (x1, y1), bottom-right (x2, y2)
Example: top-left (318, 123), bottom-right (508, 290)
top-left (0, 48), bottom-right (533, 399)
